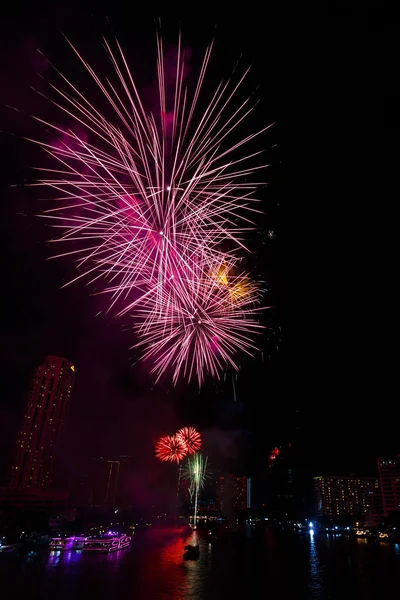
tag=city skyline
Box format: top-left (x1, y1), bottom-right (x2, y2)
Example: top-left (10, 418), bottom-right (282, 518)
top-left (1, 351), bottom-right (400, 525)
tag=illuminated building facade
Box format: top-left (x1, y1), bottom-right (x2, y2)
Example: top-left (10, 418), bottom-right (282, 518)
top-left (217, 475), bottom-right (251, 512)
top-left (314, 475), bottom-right (380, 518)
top-left (11, 356), bottom-right (75, 492)
top-left (377, 456), bottom-right (400, 517)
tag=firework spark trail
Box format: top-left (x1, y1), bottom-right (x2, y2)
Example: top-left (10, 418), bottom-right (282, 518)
top-left (28, 33), bottom-right (270, 384)
top-left (183, 453), bottom-right (208, 527)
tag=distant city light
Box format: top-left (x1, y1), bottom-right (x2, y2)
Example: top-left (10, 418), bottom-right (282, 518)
top-left (309, 521), bottom-right (313, 529)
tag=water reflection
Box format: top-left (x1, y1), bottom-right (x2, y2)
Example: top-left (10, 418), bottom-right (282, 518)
top-left (48, 550), bottom-right (61, 566)
top-left (158, 530), bottom-right (203, 599)
top-left (3, 527), bottom-right (400, 600)
top-left (129, 527), bottom-right (204, 600)
top-left (48, 549), bottom-right (83, 567)
top-left (308, 529), bottom-right (323, 598)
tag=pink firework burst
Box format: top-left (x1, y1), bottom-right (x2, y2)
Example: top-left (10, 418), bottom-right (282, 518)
top-left (26, 31), bottom-right (271, 386)
top-left (176, 427), bottom-right (202, 455)
top-left (134, 261), bottom-right (264, 385)
top-left (155, 435), bottom-right (187, 463)
top-left (30, 34), bottom-right (270, 313)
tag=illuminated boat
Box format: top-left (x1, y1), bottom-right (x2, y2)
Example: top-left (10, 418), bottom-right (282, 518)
top-left (72, 536), bottom-right (86, 549)
top-left (49, 535), bottom-right (75, 551)
top-left (82, 532), bottom-right (131, 553)
top-left (0, 536), bottom-right (22, 553)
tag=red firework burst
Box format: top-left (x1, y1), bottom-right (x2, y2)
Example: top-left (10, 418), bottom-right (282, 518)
top-left (176, 427), bottom-right (202, 455)
top-left (155, 435), bottom-right (187, 463)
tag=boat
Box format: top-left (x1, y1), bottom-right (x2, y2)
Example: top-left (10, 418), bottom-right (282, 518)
top-left (83, 532), bottom-right (131, 553)
top-left (72, 536), bottom-right (86, 549)
top-left (49, 534), bottom-right (86, 551)
top-left (0, 536), bottom-right (22, 553)
top-left (183, 544), bottom-right (200, 560)
top-left (49, 535), bottom-right (75, 551)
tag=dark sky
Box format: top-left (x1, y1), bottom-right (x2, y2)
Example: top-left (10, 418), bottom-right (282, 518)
top-left (0, 7), bottom-right (397, 496)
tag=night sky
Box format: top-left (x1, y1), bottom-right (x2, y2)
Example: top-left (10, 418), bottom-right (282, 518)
top-left (0, 7), bottom-right (397, 501)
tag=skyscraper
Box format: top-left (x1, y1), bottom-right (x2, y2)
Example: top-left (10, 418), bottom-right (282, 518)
top-left (217, 475), bottom-right (251, 512)
top-left (377, 456), bottom-right (400, 517)
top-left (264, 407), bottom-right (311, 520)
top-left (89, 456), bottom-right (134, 508)
top-left (11, 356), bottom-right (75, 492)
top-left (266, 443), bottom-right (294, 517)
top-left (90, 457), bottom-right (118, 506)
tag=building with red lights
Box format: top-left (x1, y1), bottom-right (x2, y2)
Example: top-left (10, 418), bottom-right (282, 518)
top-left (217, 475), bottom-right (251, 513)
top-left (314, 475), bottom-right (380, 519)
top-left (377, 456), bottom-right (400, 517)
top-left (10, 356), bottom-right (75, 492)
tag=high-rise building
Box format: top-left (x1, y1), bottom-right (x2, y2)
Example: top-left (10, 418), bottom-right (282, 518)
top-left (11, 356), bottom-right (75, 492)
top-left (314, 475), bottom-right (380, 518)
top-left (116, 455), bottom-right (134, 507)
top-left (91, 458), bottom-right (120, 506)
top-left (266, 443), bottom-right (294, 517)
top-left (217, 475), bottom-right (251, 512)
top-left (377, 456), bottom-right (400, 517)
top-left (265, 408), bottom-right (311, 520)
top-left (89, 456), bottom-right (134, 507)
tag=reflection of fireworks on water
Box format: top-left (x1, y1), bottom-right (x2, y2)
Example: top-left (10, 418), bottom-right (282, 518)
top-left (176, 427), bottom-right (202, 455)
top-left (183, 453), bottom-right (209, 527)
top-left (155, 435), bottom-right (187, 463)
top-left (29, 33), bottom-right (269, 385)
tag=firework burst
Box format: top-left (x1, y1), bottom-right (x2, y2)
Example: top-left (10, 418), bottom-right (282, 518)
top-left (31, 35), bottom-right (269, 309)
top-left (28, 31), bottom-right (270, 385)
top-left (134, 262), bottom-right (264, 384)
top-left (176, 427), bottom-right (202, 455)
top-left (155, 434), bottom-right (187, 463)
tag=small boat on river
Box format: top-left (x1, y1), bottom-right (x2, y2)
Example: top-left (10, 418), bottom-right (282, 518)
top-left (183, 544), bottom-right (200, 560)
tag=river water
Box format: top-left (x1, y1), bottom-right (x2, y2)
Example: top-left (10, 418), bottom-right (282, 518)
top-left (1, 527), bottom-right (400, 599)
